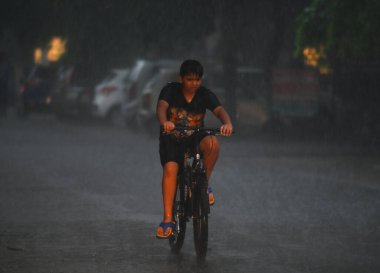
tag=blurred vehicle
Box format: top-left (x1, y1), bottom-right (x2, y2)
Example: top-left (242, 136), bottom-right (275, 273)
top-left (0, 51), bottom-right (16, 116)
top-left (136, 67), bottom-right (179, 132)
top-left (202, 65), bottom-right (269, 129)
top-left (19, 65), bottom-right (58, 115)
top-left (92, 68), bottom-right (130, 127)
top-left (122, 59), bottom-right (180, 128)
top-left (51, 66), bottom-right (95, 120)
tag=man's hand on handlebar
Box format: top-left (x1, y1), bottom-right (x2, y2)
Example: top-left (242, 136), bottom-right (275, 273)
top-left (162, 121), bottom-right (175, 133)
top-left (161, 122), bottom-right (233, 136)
top-left (220, 123), bottom-right (233, 136)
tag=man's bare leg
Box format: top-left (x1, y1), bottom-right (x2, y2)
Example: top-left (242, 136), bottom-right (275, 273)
top-left (200, 135), bottom-right (220, 181)
top-left (156, 161), bottom-right (178, 237)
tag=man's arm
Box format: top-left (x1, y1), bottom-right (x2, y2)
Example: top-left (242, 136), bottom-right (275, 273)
top-left (156, 99), bottom-right (174, 132)
top-left (212, 106), bottom-right (233, 136)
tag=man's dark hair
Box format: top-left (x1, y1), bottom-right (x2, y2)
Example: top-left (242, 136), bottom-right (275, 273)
top-left (180, 59), bottom-right (203, 78)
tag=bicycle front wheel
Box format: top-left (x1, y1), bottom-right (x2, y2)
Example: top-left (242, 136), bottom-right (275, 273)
top-left (193, 178), bottom-right (209, 260)
top-left (169, 180), bottom-right (187, 252)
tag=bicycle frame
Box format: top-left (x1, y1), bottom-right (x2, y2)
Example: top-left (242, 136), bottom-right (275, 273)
top-left (167, 126), bottom-right (220, 259)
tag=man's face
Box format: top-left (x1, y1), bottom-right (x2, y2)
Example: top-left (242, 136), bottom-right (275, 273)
top-left (181, 73), bottom-right (202, 94)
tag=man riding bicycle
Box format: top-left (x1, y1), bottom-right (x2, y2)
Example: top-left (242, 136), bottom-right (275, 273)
top-left (156, 59), bottom-right (233, 239)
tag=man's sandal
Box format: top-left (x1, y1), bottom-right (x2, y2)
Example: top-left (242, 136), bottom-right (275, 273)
top-left (208, 187), bottom-right (215, 206)
top-left (156, 221), bottom-right (176, 239)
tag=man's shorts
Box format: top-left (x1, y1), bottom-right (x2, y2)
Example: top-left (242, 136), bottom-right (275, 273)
top-left (159, 133), bottom-right (209, 166)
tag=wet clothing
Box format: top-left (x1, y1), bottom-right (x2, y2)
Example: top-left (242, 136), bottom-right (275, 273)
top-left (158, 82), bottom-right (221, 166)
top-left (159, 82), bottom-right (221, 128)
top-left (159, 133), bottom-right (200, 166)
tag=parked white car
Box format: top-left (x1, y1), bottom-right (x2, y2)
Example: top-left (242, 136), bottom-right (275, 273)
top-left (122, 59), bottom-right (181, 128)
top-left (92, 68), bottom-right (130, 126)
top-left (136, 67), bottom-right (179, 131)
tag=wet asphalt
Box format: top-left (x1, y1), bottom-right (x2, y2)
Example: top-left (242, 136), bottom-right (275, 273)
top-left (0, 112), bottom-right (379, 273)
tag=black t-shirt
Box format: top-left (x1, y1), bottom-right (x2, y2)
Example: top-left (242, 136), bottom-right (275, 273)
top-left (158, 82), bottom-right (221, 127)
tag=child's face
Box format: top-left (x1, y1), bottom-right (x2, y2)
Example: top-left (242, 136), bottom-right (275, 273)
top-left (181, 73), bottom-right (202, 94)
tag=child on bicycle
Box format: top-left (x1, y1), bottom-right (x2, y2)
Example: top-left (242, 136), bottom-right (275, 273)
top-left (156, 59), bottom-right (233, 239)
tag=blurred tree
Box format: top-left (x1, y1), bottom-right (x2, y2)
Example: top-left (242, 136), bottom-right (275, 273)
top-left (220, 0), bottom-right (239, 125)
top-left (294, 0), bottom-right (380, 65)
top-left (294, 0), bottom-right (380, 137)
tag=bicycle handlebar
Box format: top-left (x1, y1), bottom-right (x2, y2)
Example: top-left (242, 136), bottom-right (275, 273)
top-left (161, 126), bottom-right (233, 136)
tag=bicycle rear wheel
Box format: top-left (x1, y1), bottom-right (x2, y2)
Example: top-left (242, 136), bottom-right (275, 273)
top-left (193, 176), bottom-right (209, 260)
top-left (169, 179), bottom-right (187, 252)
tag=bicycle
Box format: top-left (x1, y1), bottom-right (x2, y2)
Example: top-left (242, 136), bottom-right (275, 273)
top-left (163, 126), bottom-right (222, 260)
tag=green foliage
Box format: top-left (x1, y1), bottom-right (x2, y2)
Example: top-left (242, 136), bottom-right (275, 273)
top-left (295, 0), bottom-right (380, 63)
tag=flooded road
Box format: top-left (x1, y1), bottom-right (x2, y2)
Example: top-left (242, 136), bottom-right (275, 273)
top-left (1, 113), bottom-right (379, 273)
